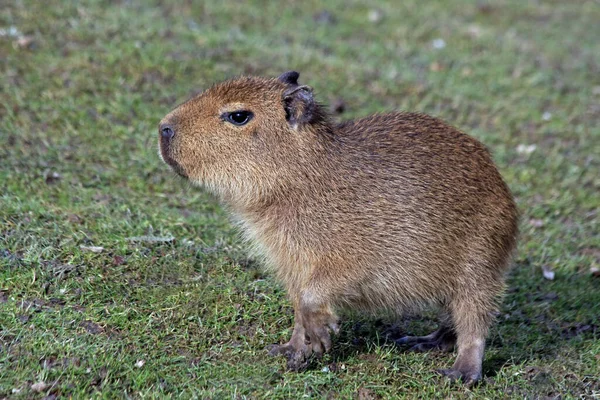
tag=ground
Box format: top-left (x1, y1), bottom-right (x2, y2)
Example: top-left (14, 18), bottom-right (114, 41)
top-left (1, 0), bottom-right (599, 398)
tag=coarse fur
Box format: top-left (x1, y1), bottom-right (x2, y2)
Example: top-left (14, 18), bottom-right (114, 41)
top-left (158, 72), bottom-right (518, 385)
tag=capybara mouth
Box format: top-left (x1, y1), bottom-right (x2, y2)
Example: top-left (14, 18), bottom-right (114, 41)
top-left (159, 144), bottom-right (188, 178)
top-left (164, 156), bottom-right (188, 178)
top-left (158, 129), bottom-right (188, 178)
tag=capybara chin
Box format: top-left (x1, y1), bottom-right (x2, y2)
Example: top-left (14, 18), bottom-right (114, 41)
top-left (158, 71), bottom-right (518, 384)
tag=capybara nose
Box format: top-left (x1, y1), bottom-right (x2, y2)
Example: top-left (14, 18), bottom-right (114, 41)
top-left (160, 124), bottom-right (175, 140)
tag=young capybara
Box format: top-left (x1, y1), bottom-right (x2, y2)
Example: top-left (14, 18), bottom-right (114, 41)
top-left (158, 71), bottom-right (518, 384)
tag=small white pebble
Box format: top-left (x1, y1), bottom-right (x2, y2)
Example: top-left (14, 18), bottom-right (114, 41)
top-left (80, 245), bottom-right (104, 253)
top-left (368, 9), bottom-right (384, 23)
top-left (321, 366), bottom-right (330, 372)
top-left (516, 144), bottom-right (537, 154)
top-left (529, 219), bottom-right (544, 228)
top-left (59, 288), bottom-right (67, 294)
top-left (542, 111), bottom-right (552, 121)
top-left (135, 360), bottom-right (145, 368)
top-left (0, 26), bottom-right (22, 37)
top-left (542, 265), bottom-right (555, 281)
top-left (432, 38), bottom-right (446, 49)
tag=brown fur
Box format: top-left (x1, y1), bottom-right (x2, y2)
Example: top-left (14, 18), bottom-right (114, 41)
top-left (158, 72), bottom-right (518, 384)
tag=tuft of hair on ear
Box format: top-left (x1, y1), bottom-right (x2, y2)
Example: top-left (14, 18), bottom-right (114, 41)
top-left (278, 71), bottom-right (300, 86)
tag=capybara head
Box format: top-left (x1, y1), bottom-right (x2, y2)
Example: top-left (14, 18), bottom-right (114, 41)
top-left (158, 72), bottom-right (327, 202)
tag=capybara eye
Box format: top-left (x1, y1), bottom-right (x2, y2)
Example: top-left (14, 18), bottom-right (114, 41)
top-left (225, 111), bottom-right (253, 126)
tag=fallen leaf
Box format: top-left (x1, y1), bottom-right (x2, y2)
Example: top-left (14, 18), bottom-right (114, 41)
top-left (542, 265), bottom-right (555, 280)
top-left (31, 381), bottom-right (48, 392)
top-left (80, 245), bottom-right (104, 253)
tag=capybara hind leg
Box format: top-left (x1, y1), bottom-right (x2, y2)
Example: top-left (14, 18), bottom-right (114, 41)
top-left (439, 295), bottom-right (494, 385)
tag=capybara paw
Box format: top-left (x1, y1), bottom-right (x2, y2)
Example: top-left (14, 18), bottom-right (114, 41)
top-left (267, 342), bottom-right (312, 371)
top-left (438, 368), bottom-right (481, 387)
top-left (304, 325), bottom-right (332, 357)
top-left (267, 343), bottom-right (295, 357)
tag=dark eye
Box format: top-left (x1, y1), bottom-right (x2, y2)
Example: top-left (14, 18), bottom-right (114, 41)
top-left (225, 111), bottom-right (253, 126)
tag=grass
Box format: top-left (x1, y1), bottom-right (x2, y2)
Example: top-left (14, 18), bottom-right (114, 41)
top-left (1, 0), bottom-right (599, 398)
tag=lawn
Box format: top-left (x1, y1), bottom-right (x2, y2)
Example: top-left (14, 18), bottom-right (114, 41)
top-left (1, 0), bottom-right (599, 398)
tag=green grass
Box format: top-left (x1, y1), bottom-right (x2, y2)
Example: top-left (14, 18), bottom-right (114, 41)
top-left (1, 0), bottom-right (599, 398)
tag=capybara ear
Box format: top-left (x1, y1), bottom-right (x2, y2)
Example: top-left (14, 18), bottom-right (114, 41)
top-left (282, 84), bottom-right (316, 127)
top-left (278, 71), bottom-right (300, 86)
